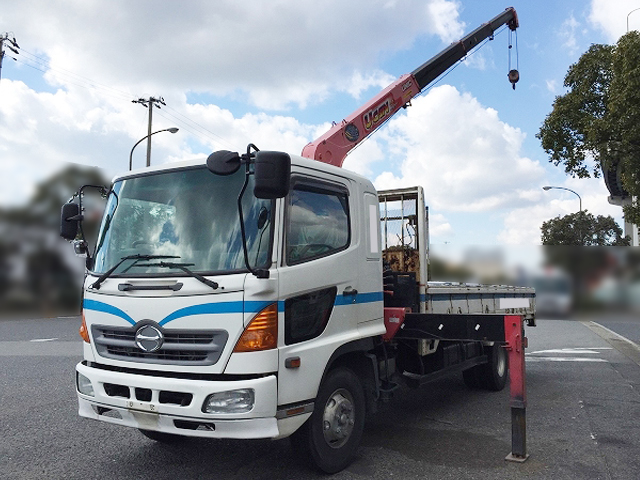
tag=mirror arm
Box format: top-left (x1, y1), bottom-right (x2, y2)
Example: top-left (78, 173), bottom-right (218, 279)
top-left (71, 184), bottom-right (108, 261)
top-left (237, 145), bottom-right (269, 279)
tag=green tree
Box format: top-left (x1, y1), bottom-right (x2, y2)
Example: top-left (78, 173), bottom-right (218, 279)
top-left (541, 211), bottom-right (629, 246)
top-left (537, 32), bottom-right (640, 224)
top-left (0, 164), bottom-right (109, 315)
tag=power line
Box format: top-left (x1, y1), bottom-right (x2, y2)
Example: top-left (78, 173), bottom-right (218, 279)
top-left (16, 47), bottom-right (133, 101)
top-left (0, 32), bottom-right (20, 82)
top-left (160, 105), bottom-right (236, 150)
top-left (1, 37), bottom-right (234, 149)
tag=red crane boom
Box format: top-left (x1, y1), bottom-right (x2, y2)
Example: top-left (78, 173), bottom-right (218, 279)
top-left (301, 7), bottom-right (519, 167)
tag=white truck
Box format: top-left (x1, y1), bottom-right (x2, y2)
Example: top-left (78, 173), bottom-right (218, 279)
top-left (61, 8), bottom-right (534, 473)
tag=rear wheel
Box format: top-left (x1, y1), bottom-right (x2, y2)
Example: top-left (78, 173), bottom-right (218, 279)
top-left (290, 367), bottom-right (365, 474)
top-left (463, 345), bottom-right (508, 391)
top-left (478, 345), bottom-right (508, 391)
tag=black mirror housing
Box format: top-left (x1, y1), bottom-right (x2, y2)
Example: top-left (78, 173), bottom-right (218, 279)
top-left (253, 151), bottom-right (291, 199)
top-left (60, 203), bottom-right (81, 240)
top-left (207, 150), bottom-right (242, 175)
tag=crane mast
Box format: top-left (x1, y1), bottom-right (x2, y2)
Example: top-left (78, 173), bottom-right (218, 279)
top-left (301, 7), bottom-right (519, 167)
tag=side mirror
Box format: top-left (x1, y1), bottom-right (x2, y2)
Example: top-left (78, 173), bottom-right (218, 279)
top-left (60, 203), bottom-right (81, 240)
top-left (254, 151), bottom-right (291, 199)
top-left (73, 239), bottom-right (89, 257)
top-left (206, 150), bottom-right (241, 175)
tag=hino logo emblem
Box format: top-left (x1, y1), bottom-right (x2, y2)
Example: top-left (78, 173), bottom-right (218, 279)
top-left (135, 324), bottom-right (164, 353)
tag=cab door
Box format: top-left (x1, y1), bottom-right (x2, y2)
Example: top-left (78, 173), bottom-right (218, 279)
top-left (276, 172), bottom-right (362, 406)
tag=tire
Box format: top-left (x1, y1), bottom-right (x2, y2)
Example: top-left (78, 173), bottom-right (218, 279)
top-left (139, 429), bottom-right (186, 444)
top-left (290, 367), bottom-right (365, 474)
top-left (478, 345), bottom-right (508, 391)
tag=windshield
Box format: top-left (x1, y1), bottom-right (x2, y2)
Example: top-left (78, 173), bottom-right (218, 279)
top-left (92, 166), bottom-right (273, 275)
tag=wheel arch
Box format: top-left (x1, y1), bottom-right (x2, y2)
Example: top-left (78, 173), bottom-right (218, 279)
top-left (320, 338), bottom-right (379, 414)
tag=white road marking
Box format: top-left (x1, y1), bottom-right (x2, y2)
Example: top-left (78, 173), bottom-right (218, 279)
top-left (29, 338), bottom-right (59, 343)
top-left (526, 347), bottom-right (611, 363)
top-left (590, 322), bottom-right (640, 349)
top-left (527, 348), bottom-right (612, 355)
top-left (526, 357), bottom-right (608, 363)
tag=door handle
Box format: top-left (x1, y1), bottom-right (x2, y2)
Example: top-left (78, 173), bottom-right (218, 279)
top-left (342, 287), bottom-right (358, 297)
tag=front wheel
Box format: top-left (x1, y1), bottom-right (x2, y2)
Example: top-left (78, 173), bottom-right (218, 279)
top-left (290, 367), bottom-right (365, 474)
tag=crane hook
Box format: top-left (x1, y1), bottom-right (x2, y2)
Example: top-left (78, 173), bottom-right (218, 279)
top-left (508, 69), bottom-right (519, 90)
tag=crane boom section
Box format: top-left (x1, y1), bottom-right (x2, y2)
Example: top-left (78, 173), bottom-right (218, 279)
top-left (301, 7), bottom-right (518, 167)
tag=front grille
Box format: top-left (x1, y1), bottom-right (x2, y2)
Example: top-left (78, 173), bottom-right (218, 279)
top-left (92, 325), bottom-right (228, 366)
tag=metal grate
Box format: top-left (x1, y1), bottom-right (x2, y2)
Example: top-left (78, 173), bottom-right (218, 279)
top-left (102, 382), bottom-right (193, 407)
top-left (92, 325), bottom-right (228, 366)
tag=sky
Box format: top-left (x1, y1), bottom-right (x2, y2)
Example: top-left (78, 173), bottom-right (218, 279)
top-left (1, 0), bottom-right (639, 253)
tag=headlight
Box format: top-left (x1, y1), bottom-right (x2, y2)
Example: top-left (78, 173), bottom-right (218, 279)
top-left (76, 372), bottom-right (95, 397)
top-left (202, 389), bottom-right (255, 414)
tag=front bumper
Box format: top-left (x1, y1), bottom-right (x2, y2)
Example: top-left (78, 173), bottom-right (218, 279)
top-left (76, 362), bottom-right (280, 439)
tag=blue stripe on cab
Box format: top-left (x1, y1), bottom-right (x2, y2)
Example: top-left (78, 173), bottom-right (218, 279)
top-left (83, 292), bottom-right (381, 327)
top-left (83, 299), bottom-right (281, 326)
top-left (83, 299), bottom-right (135, 325)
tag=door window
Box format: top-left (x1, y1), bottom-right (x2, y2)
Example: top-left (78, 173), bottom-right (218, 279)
top-left (286, 183), bottom-right (350, 265)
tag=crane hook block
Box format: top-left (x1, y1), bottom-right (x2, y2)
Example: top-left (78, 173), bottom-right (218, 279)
top-left (508, 69), bottom-right (520, 90)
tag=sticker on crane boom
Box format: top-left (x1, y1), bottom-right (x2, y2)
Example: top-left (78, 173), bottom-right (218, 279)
top-left (344, 123), bottom-right (360, 142)
top-left (363, 97), bottom-right (393, 131)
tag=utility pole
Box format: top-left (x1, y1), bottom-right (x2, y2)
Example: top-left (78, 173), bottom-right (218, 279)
top-left (132, 96), bottom-right (166, 167)
top-left (0, 32), bottom-right (20, 82)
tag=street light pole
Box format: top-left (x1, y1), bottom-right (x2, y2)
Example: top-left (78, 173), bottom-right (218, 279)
top-left (146, 99), bottom-right (153, 167)
top-left (543, 185), bottom-right (582, 212)
top-left (129, 127), bottom-right (179, 171)
top-left (628, 7), bottom-right (640, 32)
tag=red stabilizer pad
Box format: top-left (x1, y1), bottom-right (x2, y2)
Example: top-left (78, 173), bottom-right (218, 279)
top-left (383, 307), bottom-right (406, 341)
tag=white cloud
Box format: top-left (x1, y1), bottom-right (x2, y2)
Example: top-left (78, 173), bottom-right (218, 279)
top-left (498, 205), bottom-right (553, 245)
top-left (498, 176), bottom-right (626, 245)
top-left (5, 0), bottom-right (464, 111)
top-left (0, 78), bottom-right (312, 206)
top-left (372, 85), bottom-right (546, 213)
top-left (343, 70), bottom-right (397, 101)
top-left (0, 0), bottom-right (469, 206)
top-left (589, 0), bottom-right (640, 42)
top-left (463, 50), bottom-right (491, 71)
top-left (426, 0), bottom-right (465, 43)
top-left (343, 138), bottom-right (386, 178)
top-left (560, 15), bottom-right (581, 55)
top-left (429, 213), bottom-right (454, 239)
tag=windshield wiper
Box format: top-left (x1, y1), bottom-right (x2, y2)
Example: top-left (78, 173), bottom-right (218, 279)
top-left (136, 261), bottom-right (219, 290)
top-left (90, 254), bottom-right (180, 290)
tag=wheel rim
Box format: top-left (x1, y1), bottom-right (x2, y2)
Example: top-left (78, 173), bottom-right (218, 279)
top-left (496, 348), bottom-right (507, 378)
top-left (322, 388), bottom-right (355, 449)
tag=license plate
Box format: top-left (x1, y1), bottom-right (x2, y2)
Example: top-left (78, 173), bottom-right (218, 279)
top-left (127, 400), bottom-right (158, 413)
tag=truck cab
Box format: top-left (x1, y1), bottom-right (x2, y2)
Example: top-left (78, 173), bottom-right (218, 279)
top-left (71, 151), bottom-right (385, 457)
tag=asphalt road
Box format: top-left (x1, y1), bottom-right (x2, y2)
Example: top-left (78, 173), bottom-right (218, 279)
top-left (1, 314), bottom-right (639, 479)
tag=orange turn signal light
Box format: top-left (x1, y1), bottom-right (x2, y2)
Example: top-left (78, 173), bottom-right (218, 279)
top-left (79, 312), bottom-right (90, 343)
top-left (233, 303), bottom-right (278, 352)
